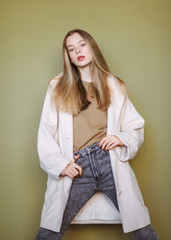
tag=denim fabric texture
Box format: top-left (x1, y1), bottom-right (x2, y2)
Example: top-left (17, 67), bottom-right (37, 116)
top-left (35, 142), bottom-right (158, 240)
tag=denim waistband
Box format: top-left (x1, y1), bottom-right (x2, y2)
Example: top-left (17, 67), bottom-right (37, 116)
top-left (73, 142), bottom-right (103, 157)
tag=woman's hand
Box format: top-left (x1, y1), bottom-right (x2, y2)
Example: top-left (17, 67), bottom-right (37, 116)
top-left (99, 135), bottom-right (125, 151)
top-left (60, 155), bottom-right (82, 179)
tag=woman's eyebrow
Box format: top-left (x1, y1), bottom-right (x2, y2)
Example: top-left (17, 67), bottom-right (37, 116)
top-left (67, 39), bottom-right (85, 49)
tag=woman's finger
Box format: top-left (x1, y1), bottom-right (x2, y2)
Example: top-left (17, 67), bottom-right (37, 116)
top-left (71, 162), bottom-right (82, 175)
top-left (106, 142), bottom-right (119, 150)
top-left (69, 165), bottom-right (79, 175)
top-left (101, 137), bottom-right (114, 150)
top-left (71, 155), bottom-right (80, 163)
top-left (105, 139), bottom-right (118, 150)
top-left (66, 171), bottom-right (75, 179)
top-left (64, 167), bottom-right (79, 178)
top-left (68, 168), bottom-right (79, 177)
top-left (99, 135), bottom-right (112, 147)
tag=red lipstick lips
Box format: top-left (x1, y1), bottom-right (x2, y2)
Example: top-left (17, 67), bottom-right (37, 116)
top-left (77, 56), bottom-right (85, 61)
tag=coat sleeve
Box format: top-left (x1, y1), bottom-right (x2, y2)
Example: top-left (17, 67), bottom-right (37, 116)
top-left (37, 83), bottom-right (70, 180)
top-left (114, 95), bottom-right (145, 161)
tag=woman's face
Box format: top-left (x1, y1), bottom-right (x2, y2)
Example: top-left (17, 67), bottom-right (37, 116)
top-left (66, 32), bottom-right (93, 68)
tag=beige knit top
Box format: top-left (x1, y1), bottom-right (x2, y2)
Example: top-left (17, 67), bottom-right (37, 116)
top-left (73, 81), bottom-right (107, 152)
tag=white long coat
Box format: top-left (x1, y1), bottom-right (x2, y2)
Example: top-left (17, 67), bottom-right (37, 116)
top-left (37, 73), bottom-right (151, 233)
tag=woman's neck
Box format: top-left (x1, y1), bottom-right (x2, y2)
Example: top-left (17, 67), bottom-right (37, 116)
top-left (78, 65), bottom-right (92, 82)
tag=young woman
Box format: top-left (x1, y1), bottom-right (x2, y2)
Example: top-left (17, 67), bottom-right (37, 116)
top-left (35, 29), bottom-right (158, 240)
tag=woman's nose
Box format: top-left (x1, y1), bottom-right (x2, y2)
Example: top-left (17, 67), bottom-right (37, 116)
top-left (76, 48), bottom-right (81, 54)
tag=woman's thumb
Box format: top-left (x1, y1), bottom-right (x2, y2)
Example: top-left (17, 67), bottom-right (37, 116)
top-left (72, 155), bottom-right (80, 162)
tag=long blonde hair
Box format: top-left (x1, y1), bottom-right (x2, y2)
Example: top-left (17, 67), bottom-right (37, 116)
top-left (51, 29), bottom-right (127, 115)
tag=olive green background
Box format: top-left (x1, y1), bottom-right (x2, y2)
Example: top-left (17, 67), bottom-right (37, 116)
top-left (0, 0), bottom-right (170, 239)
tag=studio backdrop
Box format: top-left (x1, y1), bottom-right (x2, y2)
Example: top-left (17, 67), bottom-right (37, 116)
top-left (0, 0), bottom-right (170, 240)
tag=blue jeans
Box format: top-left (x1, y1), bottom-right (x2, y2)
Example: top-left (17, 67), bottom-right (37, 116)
top-left (35, 142), bottom-right (158, 240)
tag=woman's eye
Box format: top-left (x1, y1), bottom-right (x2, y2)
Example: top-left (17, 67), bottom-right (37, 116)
top-left (81, 43), bottom-right (86, 47)
top-left (69, 48), bottom-right (74, 52)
